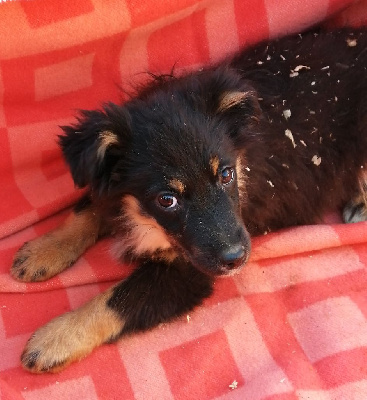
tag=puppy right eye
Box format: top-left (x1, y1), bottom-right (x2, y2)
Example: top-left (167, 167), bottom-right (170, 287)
top-left (157, 193), bottom-right (178, 209)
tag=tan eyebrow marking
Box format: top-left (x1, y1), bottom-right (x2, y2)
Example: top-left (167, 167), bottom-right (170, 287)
top-left (210, 155), bottom-right (220, 176)
top-left (168, 179), bottom-right (185, 194)
top-left (217, 91), bottom-right (251, 112)
top-left (97, 131), bottom-right (119, 159)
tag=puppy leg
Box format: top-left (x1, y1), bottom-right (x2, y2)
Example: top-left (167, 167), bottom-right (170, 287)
top-left (21, 288), bottom-right (123, 373)
top-left (343, 170), bottom-right (367, 223)
top-left (11, 201), bottom-right (101, 282)
top-left (21, 257), bottom-right (213, 373)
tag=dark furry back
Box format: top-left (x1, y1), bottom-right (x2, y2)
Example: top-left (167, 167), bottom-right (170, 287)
top-left (228, 29), bottom-right (367, 234)
top-left (59, 29), bottom-right (367, 237)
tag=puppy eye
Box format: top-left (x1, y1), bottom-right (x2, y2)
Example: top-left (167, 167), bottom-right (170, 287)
top-left (157, 193), bottom-right (178, 209)
top-left (220, 167), bottom-right (235, 185)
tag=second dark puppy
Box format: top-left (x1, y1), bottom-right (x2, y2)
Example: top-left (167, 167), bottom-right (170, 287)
top-left (12, 28), bottom-right (367, 372)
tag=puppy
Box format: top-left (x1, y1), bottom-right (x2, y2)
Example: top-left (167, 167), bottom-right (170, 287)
top-left (11, 28), bottom-right (367, 373)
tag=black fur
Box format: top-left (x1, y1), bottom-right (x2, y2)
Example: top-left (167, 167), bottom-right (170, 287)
top-left (59, 104), bottom-right (132, 194)
top-left (108, 257), bottom-right (213, 334)
top-left (58, 29), bottom-right (367, 340)
top-left (73, 193), bottom-right (92, 213)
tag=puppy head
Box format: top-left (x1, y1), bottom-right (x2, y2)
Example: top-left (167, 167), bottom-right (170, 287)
top-left (60, 68), bottom-right (261, 276)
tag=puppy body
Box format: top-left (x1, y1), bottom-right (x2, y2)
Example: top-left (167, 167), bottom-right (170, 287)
top-left (231, 30), bottom-right (367, 234)
top-left (12, 28), bottom-right (367, 372)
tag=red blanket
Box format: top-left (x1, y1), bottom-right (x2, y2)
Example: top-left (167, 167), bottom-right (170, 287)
top-left (1, 1), bottom-right (367, 399)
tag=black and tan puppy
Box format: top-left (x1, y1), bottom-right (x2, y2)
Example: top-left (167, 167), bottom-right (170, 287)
top-left (12, 28), bottom-right (367, 373)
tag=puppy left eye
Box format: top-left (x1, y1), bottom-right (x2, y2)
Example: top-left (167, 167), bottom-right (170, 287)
top-left (220, 167), bottom-right (235, 185)
top-left (157, 193), bottom-right (178, 209)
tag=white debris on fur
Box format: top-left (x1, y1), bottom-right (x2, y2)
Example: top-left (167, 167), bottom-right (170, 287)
top-left (290, 64), bottom-right (310, 77)
top-left (283, 109), bottom-right (291, 120)
top-left (285, 129), bottom-right (296, 148)
top-left (267, 180), bottom-right (274, 187)
top-left (312, 155), bottom-right (322, 166)
top-left (346, 37), bottom-right (357, 47)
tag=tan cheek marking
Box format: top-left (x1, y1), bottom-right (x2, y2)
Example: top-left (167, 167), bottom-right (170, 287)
top-left (151, 248), bottom-right (179, 263)
top-left (113, 195), bottom-right (172, 259)
top-left (169, 178), bottom-right (185, 194)
top-left (97, 131), bottom-right (119, 159)
top-left (21, 287), bottom-right (124, 373)
top-left (11, 209), bottom-right (101, 282)
top-left (210, 155), bottom-right (220, 176)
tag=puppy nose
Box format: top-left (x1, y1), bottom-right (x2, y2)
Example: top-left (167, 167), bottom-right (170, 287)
top-left (220, 244), bottom-right (246, 269)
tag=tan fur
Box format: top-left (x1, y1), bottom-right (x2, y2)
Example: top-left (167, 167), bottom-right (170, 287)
top-left (151, 248), bottom-right (179, 263)
top-left (113, 195), bottom-right (171, 259)
top-left (236, 157), bottom-right (247, 197)
top-left (97, 131), bottom-right (119, 159)
top-left (217, 91), bottom-right (252, 112)
top-left (169, 178), bottom-right (185, 194)
top-left (209, 155), bottom-right (220, 176)
top-left (21, 287), bottom-right (123, 373)
top-left (11, 209), bottom-right (101, 282)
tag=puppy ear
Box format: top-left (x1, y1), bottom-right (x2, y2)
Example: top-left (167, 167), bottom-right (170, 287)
top-left (59, 102), bottom-right (131, 194)
top-left (215, 90), bottom-right (262, 146)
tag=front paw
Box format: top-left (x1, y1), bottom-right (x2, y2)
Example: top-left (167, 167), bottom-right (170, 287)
top-left (12, 242), bottom-right (47, 282)
top-left (21, 315), bottom-right (81, 373)
top-left (21, 288), bottom-right (124, 373)
top-left (21, 347), bottom-right (69, 374)
top-left (11, 236), bottom-right (76, 282)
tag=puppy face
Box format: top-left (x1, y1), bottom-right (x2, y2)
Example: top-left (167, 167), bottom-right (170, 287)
top-left (60, 68), bottom-right (260, 275)
top-left (117, 126), bottom-right (250, 276)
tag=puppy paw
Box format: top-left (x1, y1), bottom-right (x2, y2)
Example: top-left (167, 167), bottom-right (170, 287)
top-left (11, 236), bottom-right (76, 282)
top-left (21, 348), bottom-right (69, 374)
top-left (21, 314), bottom-right (84, 373)
top-left (343, 200), bottom-right (367, 223)
top-left (21, 288), bottom-right (124, 373)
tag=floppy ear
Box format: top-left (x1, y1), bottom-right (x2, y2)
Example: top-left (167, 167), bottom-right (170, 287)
top-left (59, 102), bottom-right (131, 194)
top-left (216, 90), bottom-right (262, 145)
